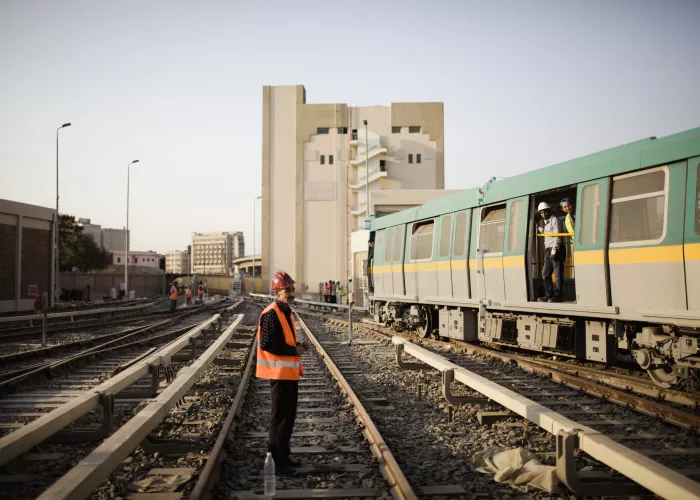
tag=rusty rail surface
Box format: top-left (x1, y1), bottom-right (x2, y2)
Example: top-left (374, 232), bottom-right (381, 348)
top-left (295, 312), bottom-right (418, 500)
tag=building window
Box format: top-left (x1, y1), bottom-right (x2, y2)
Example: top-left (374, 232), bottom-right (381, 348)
top-left (329, 155), bottom-right (334, 165)
top-left (416, 154), bottom-right (422, 164)
top-left (317, 127), bottom-right (329, 134)
top-left (392, 126), bottom-right (401, 133)
top-left (408, 154), bottom-right (413, 164)
top-left (409, 126), bottom-right (421, 133)
top-left (117, 257), bottom-right (121, 263)
top-left (320, 155), bottom-right (325, 165)
top-left (338, 127), bottom-right (348, 134)
top-left (610, 167), bottom-right (667, 245)
top-left (379, 159), bottom-right (386, 171)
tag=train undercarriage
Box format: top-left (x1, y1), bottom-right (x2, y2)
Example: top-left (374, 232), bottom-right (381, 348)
top-left (369, 299), bottom-right (700, 390)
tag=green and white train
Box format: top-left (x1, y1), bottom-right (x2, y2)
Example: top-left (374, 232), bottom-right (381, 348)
top-left (366, 127), bottom-right (700, 389)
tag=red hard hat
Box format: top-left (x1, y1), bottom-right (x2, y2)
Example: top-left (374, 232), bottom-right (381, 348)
top-left (271, 271), bottom-right (295, 291)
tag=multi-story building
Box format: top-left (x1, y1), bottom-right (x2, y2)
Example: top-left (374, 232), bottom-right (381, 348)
top-left (102, 227), bottom-right (129, 253)
top-left (261, 85), bottom-right (453, 302)
top-left (165, 250), bottom-right (189, 274)
top-left (77, 218), bottom-right (102, 247)
top-left (191, 232), bottom-right (244, 275)
top-left (112, 250), bottom-right (159, 268)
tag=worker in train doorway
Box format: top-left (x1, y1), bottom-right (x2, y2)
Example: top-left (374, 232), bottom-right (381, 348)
top-left (367, 240), bottom-right (375, 292)
top-left (537, 202), bottom-right (566, 303)
top-left (185, 286), bottom-right (193, 306)
top-left (560, 198), bottom-right (575, 235)
top-left (257, 271), bottom-right (310, 475)
top-left (169, 281), bottom-right (178, 312)
top-left (197, 281), bottom-right (204, 304)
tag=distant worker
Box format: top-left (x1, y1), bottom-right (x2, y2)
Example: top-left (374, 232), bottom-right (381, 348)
top-left (330, 280), bottom-right (337, 304)
top-left (367, 240), bottom-right (375, 292)
top-left (33, 294), bottom-right (41, 315)
top-left (323, 281), bottom-right (330, 303)
top-left (169, 281), bottom-right (178, 312)
top-left (257, 271), bottom-right (309, 475)
top-left (536, 202), bottom-right (565, 303)
top-left (560, 198), bottom-right (575, 235)
top-left (337, 281), bottom-right (345, 304)
top-left (198, 280), bottom-right (204, 304)
top-left (185, 286), bottom-right (193, 306)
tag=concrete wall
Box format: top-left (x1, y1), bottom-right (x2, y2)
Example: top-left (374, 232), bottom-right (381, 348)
top-left (60, 272), bottom-right (166, 301)
top-left (112, 251), bottom-right (159, 267)
top-left (0, 199), bottom-right (56, 312)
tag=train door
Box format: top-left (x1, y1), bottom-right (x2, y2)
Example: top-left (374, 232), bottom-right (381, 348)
top-left (685, 157), bottom-right (700, 311)
top-left (477, 205), bottom-right (506, 303)
top-left (503, 197), bottom-right (528, 303)
top-left (383, 227), bottom-right (395, 296)
top-left (407, 219), bottom-right (437, 299)
top-left (469, 210), bottom-right (481, 300)
top-left (573, 178), bottom-right (610, 306)
top-left (608, 163), bottom-right (687, 318)
top-left (451, 209), bottom-right (471, 299)
top-left (392, 224), bottom-right (406, 296)
top-left (437, 214), bottom-right (454, 298)
top-left (372, 229), bottom-right (387, 296)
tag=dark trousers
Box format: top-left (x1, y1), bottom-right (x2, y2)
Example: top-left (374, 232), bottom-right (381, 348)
top-left (198, 294), bottom-right (203, 303)
top-left (268, 379), bottom-right (298, 463)
top-left (330, 295), bottom-right (336, 304)
top-left (170, 299), bottom-right (177, 312)
top-left (542, 247), bottom-right (566, 299)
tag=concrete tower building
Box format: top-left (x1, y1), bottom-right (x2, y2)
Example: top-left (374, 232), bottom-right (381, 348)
top-left (262, 85), bottom-right (455, 301)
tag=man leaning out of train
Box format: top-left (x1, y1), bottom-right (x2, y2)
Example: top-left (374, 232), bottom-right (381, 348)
top-left (536, 202), bottom-right (566, 303)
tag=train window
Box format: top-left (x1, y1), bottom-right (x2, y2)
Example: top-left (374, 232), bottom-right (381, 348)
top-left (440, 214), bottom-right (452, 257)
top-left (695, 165), bottom-right (700, 235)
top-left (385, 228), bottom-right (394, 262)
top-left (507, 201), bottom-right (523, 251)
top-left (579, 184), bottom-right (600, 245)
top-left (410, 220), bottom-right (434, 260)
top-left (394, 225), bottom-right (404, 262)
top-left (453, 212), bottom-right (467, 256)
top-left (610, 168), bottom-right (667, 244)
top-left (479, 206), bottom-right (506, 254)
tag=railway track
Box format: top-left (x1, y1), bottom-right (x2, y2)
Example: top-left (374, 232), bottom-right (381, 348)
top-left (0, 301), bottom-right (244, 499)
top-left (315, 316), bottom-right (700, 499)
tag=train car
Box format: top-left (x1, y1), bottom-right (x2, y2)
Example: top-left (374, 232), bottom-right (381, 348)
top-left (366, 127), bottom-right (700, 389)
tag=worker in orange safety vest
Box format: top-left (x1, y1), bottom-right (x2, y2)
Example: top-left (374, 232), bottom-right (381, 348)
top-left (197, 281), bottom-right (204, 304)
top-left (169, 281), bottom-right (178, 313)
top-left (256, 270), bottom-right (310, 475)
top-left (185, 286), bottom-right (193, 306)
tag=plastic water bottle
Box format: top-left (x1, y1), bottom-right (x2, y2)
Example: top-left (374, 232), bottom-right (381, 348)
top-left (264, 452), bottom-right (275, 496)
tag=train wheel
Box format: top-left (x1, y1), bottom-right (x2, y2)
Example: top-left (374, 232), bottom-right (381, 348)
top-left (415, 306), bottom-right (432, 338)
top-left (647, 366), bottom-right (678, 388)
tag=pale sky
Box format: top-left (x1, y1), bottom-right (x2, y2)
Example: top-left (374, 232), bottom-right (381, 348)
top-left (1, 0), bottom-right (699, 255)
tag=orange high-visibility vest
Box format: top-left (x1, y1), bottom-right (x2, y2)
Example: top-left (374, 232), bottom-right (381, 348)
top-left (186, 289), bottom-right (192, 298)
top-left (256, 302), bottom-right (304, 380)
top-left (198, 285), bottom-right (204, 296)
top-left (170, 285), bottom-right (178, 300)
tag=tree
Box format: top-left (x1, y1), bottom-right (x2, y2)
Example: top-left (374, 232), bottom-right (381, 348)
top-left (59, 214), bottom-right (111, 272)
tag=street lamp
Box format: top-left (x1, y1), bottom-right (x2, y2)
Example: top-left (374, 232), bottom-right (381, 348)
top-left (125, 159), bottom-right (139, 299)
top-left (253, 195), bottom-right (261, 280)
top-left (55, 122), bottom-right (72, 307)
top-left (363, 119), bottom-right (369, 222)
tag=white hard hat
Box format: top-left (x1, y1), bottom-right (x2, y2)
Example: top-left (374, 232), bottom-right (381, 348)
top-left (537, 202), bottom-right (551, 211)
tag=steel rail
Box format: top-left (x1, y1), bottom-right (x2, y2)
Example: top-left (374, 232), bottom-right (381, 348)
top-left (294, 311), bottom-right (417, 500)
top-left (392, 336), bottom-right (700, 500)
top-left (333, 319), bottom-right (700, 428)
top-left (0, 300), bottom-right (226, 390)
top-left (37, 313), bottom-right (245, 500)
top-left (0, 303), bottom-right (241, 467)
top-left (0, 301), bottom-right (162, 326)
top-left (188, 336), bottom-right (257, 500)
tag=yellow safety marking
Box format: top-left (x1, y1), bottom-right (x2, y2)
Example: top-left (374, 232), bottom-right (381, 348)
top-left (482, 258), bottom-right (503, 269)
top-left (404, 261), bottom-right (438, 273)
top-left (468, 259), bottom-right (477, 268)
top-left (392, 264), bottom-right (403, 272)
top-left (537, 232), bottom-right (574, 237)
top-left (609, 245), bottom-right (684, 265)
top-left (436, 261), bottom-right (451, 271)
top-left (450, 260), bottom-right (468, 270)
top-left (502, 256), bottom-right (524, 268)
top-left (685, 243), bottom-right (700, 261)
top-left (574, 250), bottom-right (604, 266)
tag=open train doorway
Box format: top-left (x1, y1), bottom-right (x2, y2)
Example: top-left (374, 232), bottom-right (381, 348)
top-left (527, 186), bottom-right (577, 303)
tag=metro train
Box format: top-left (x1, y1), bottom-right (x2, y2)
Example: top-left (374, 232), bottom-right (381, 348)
top-left (366, 127), bottom-right (700, 389)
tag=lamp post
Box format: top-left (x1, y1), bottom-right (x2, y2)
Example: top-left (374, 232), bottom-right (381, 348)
top-left (55, 122), bottom-right (71, 307)
top-left (125, 159), bottom-right (139, 299)
top-left (253, 195), bottom-right (261, 281)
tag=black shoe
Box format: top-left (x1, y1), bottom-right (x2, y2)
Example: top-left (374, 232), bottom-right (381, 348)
top-left (277, 463), bottom-right (296, 476)
top-left (548, 296), bottom-right (563, 303)
top-left (537, 297), bottom-right (550, 303)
